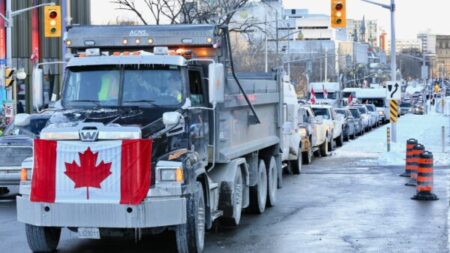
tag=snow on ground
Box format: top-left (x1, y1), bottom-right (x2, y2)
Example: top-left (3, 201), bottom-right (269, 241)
top-left (334, 110), bottom-right (450, 166)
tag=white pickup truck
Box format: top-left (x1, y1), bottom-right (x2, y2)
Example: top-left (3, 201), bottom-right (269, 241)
top-left (311, 105), bottom-right (344, 150)
top-left (299, 105), bottom-right (331, 159)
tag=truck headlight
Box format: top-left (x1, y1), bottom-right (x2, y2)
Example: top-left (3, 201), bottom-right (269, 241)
top-left (378, 111), bottom-right (384, 116)
top-left (160, 168), bottom-right (184, 183)
top-left (156, 161), bottom-right (184, 183)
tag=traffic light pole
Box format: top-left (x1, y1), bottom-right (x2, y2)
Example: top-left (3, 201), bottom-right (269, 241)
top-left (361, 0), bottom-right (397, 143)
top-left (0, 1), bottom-right (54, 116)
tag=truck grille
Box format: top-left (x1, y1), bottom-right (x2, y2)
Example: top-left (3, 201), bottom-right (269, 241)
top-left (0, 146), bottom-right (32, 167)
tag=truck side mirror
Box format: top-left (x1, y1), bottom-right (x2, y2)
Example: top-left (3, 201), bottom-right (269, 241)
top-left (14, 113), bottom-right (31, 127)
top-left (208, 63), bottom-right (225, 106)
top-left (32, 68), bottom-right (43, 110)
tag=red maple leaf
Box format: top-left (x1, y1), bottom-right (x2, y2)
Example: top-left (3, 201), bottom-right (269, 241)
top-left (64, 148), bottom-right (112, 200)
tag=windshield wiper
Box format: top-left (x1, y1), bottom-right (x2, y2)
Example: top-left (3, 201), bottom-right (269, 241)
top-left (123, 100), bottom-right (162, 108)
top-left (67, 99), bottom-right (102, 108)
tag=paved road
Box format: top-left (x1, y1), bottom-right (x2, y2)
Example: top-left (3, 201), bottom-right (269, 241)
top-left (1, 154), bottom-right (449, 252)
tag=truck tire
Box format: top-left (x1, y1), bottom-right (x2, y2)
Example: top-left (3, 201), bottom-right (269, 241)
top-left (176, 182), bottom-right (205, 253)
top-left (320, 139), bottom-right (329, 157)
top-left (249, 160), bottom-right (267, 214)
top-left (266, 156), bottom-right (277, 207)
top-left (290, 151), bottom-right (302, 175)
top-left (222, 168), bottom-right (243, 226)
top-left (336, 133), bottom-right (344, 147)
top-left (25, 224), bottom-right (61, 252)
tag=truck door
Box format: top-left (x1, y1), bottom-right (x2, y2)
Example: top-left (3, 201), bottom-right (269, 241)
top-left (188, 67), bottom-right (209, 162)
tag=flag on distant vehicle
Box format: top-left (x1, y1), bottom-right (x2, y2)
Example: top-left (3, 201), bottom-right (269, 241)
top-left (323, 85), bottom-right (328, 99)
top-left (348, 94), bottom-right (353, 105)
top-left (310, 88), bottom-right (316, 104)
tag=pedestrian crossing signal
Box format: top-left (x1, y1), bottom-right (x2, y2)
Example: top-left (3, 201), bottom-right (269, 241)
top-left (44, 6), bottom-right (61, 38)
top-left (331, 0), bottom-right (347, 28)
top-left (5, 67), bottom-right (14, 88)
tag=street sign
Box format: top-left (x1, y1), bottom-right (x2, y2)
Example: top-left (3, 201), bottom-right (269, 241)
top-left (390, 100), bottom-right (399, 123)
top-left (386, 82), bottom-right (401, 100)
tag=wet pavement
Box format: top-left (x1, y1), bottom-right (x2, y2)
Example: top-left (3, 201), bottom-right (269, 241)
top-left (1, 156), bottom-right (449, 252)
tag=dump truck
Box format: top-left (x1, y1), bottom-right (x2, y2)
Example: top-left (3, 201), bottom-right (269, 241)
top-left (16, 24), bottom-right (292, 253)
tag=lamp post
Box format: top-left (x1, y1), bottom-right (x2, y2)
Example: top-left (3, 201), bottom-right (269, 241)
top-left (362, 0), bottom-right (398, 142)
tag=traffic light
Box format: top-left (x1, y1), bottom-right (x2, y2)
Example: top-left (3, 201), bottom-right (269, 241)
top-left (5, 67), bottom-right (15, 88)
top-left (44, 5), bottom-right (62, 38)
top-left (331, 0), bottom-right (347, 28)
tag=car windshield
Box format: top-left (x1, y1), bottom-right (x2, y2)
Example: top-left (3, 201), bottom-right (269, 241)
top-left (63, 64), bottom-right (185, 108)
top-left (358, 107), bottom-right (367, 113)
top-left (349, 109), bottom-right (360, 118)
top-left (335, 110), bottom-right (346, 117)
top-left (401, 102), bottom-right (411, 107)
top-left (312, 108), bottom-right (331, 120)
top-left (365, 106), bottom-right (375, 112)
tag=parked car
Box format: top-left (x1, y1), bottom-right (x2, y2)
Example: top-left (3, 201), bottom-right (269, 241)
top-left (348, 107), bottom-right (364, 136)
top-left (0, 113), bottom-right (51, 195)
top-left (311, 104), bottom-right (344, 149)
top-left (364, 104), bottom-right (380, 127)
top-left (335, 108), bottom-right (357, 141)
top-left (351, 105), bottom-right (371, 131)
top-left (411, 103), bottom-right (425, 115)
top-left (299, 105), bottom-right (330, 158)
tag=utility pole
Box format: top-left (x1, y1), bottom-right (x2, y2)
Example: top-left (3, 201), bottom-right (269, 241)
top-left (362, 0), bottom-right (397, 142)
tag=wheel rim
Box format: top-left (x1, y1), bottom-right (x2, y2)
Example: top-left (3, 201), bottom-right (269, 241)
top-left (259, 166), bottom-right (267, 208)
top-left (197, 192), bottom-right (205, 249)
top-left (233, 172), bottom-right (243, 223)
top-left (269, 162), bottom-right (277, 200)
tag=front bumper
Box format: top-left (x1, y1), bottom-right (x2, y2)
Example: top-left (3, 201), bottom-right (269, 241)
top-left (17, 195), bottom-right (186, 228)
top-left (0, 167), bottom-right (21, 186)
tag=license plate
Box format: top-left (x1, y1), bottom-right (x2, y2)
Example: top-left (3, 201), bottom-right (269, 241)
top-left (78, 227), bottom-right (100, 239)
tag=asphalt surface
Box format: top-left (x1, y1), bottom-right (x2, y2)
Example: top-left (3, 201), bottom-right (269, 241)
top-left (0, 147), bottom-right (449, 252)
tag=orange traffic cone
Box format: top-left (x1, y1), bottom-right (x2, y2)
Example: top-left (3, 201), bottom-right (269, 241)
top-left (412, 151), bottom-right (438, 201)
top-left (400, 138), bottom-right (418, 177)
top-left (405, 144), bottom-right (425, 187)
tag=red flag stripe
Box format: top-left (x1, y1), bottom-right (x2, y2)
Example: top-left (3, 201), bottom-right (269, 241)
top-left (120, 140), bottom-right (152, 205)
top-left (31, 140), bottom-right (57, 203)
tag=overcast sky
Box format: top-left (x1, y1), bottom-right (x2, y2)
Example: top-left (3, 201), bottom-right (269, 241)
top-left (91, 0), bottom-right (450, 40)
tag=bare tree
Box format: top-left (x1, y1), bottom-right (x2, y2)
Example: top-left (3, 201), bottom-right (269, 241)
top-left (111, 0), bottom-right (252, 27)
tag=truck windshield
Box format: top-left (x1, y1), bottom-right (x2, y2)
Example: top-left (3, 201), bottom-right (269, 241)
top-left (360, 98), bottom-right (385, 107)
top-left (63, 65), bottom-right (184, 108)
top-left (314, 92), bottom-right (337, 100)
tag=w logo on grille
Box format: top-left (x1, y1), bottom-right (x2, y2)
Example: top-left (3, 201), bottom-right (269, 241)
top-left (79, 128), bottom-right (99, 142)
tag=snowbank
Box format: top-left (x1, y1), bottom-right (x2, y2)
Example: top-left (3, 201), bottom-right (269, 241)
top-left (334, 111), bottom-right (450, 166)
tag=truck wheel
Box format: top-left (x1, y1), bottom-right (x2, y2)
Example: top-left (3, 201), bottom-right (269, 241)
top-left (176, 182), bottom-right (205, 253)
top-left (290, 152), bottom-right (302, 175)
top-left (249, 160), bottom-right (267, 214)
top-left (222, 168), bottom-right (243, 226)
top-left (25, 224), bottom-right (61, 252)
top-left (266, 156), bottom-right (277, 207)
top-left (320, 139), bottom-right (329, 157)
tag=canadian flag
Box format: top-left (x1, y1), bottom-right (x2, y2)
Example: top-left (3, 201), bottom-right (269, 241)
top-left (348, 94), bottom-right (353, 105)
top-left (30, 139), bottom-right (152, 205)
top-left (310, 88), bottom-right (316, 104)
top-left (323, 85), bottom-right (329, 99)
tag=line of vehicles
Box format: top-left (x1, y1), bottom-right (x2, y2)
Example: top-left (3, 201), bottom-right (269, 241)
top-left (0, 24), bottom-right (389, 253)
